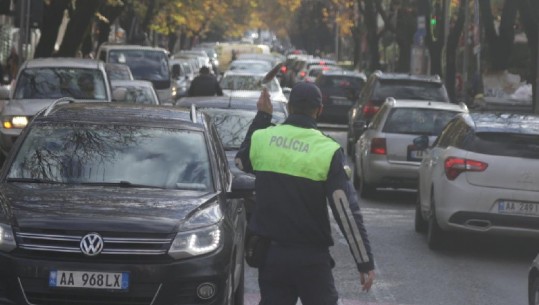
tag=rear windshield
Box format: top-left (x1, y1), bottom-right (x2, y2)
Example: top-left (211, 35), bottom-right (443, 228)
top-left (464, 132), bottom-right (539, 159)
top-left (318, 75), bottom-right (364, 89)
top-left (373, 80), bottom-right (449, 102)
top-left (383, 108), bottom-right (460, 135)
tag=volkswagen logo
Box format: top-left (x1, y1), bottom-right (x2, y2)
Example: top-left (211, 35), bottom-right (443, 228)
top-left (80, 233), bottom-right (104, 256)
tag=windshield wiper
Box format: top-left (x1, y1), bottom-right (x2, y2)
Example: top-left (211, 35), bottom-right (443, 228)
top-left (77, 181), bottom-right (163, 189)
top-left (6, 178), bottom-right (62, 184)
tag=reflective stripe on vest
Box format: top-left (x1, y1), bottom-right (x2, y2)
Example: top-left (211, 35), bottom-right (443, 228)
top-left (250, 124), bottom-right (340, 181)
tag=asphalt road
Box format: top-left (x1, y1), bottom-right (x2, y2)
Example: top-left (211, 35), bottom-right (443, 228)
top-left (243, 126), bottom-right (539, 305)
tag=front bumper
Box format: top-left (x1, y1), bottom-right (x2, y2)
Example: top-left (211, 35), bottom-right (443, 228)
top-left (0, 248), bottom-right (233, 305)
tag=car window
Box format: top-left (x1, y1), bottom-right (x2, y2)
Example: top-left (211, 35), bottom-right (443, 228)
top-left (200, 108), bottom-right (286, 149)
top-left (435, 118), bottom-right (465, 148)
top-left (326, 76), bottom-right (364, 89)
top-left (369, 103), bottom-right (388, 130)
top-left (383, 108), bottom-right (460, 135)
top-left (372, 80), bottom-right (449, 102)
top-left (220, 75), bottom-right (279, 91)
top-left (112, 85), bottom-right (158, 105)
top-left (463, 132), bottom-right (539, 159)
top-left (8, 124), bottom-right (213, 191)
top-left (14, 68), bottom-right (108, 100)
top-left (109, 50), bottom-right (170, 81)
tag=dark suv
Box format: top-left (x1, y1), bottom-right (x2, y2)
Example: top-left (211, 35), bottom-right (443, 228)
top-left (347, 71), bottom-right (450, 156)
top-left (0, 100), bottom-right (248, 305)
top-left (315, 70), bottom-right (366, 124)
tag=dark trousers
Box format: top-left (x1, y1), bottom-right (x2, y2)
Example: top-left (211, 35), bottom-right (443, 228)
top-left (258, 243), bottom-right (338, 305)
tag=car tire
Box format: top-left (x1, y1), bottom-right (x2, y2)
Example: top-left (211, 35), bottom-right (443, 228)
top-left (427, 195), bottom-right (446, 250)
top-left (415, 194), bottom-right (428, 233)
top-left (529, 276), bottom-right (539, 305)
top-left (359, 169), bottom-right (375, 199)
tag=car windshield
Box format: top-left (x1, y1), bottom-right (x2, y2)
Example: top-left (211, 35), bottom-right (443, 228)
top-left (229, 61), bottom-right (271, 72)
top-left (105, 64), bottom-right (132, 81)
top-left (220, 75), bottom-right (279, 91)
top-left (373, 80), bottom-right (450, 102)
top-left (109, 50), bottom-right (170, 81)
top-left (13, 68), bottom-right (108, 100)
top-left (383, 108), bottom-right (460, 135)
top-left (201, 108), bottom-right (286, 149)
top-left (112, 84), bottom-right (158, 105)
top-left (7, 124), bottom-right (212, 190)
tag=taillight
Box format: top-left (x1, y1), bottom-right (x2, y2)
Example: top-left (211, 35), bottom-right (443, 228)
top-left (299, 71), bottom-right (306, 78)
top-left (370, 138), bottom-right (386, 155)
top-left (444, 157), bottom-right (488, 180)
top-left (280, 66), bottom-right (287, 73)
top-left (362, 101), bottom-right (380, 120)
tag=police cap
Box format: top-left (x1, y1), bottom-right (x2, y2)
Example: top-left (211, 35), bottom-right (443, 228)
top-left (288, 82), bottom-right (322, 108)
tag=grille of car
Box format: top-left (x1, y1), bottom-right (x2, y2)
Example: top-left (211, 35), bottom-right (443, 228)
top-left (25, 292), bottom-right (154, 305)
top-left (14, 229), bottom-right (174, 260)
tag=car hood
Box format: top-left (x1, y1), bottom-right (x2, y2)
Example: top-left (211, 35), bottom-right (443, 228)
top-left (4, 99), bottom-right (104, 116)
top-left (0, 183), bottom-right (218, 233)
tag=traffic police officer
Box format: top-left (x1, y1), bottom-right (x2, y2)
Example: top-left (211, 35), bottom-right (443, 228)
top-left (235, 82), bottom-right (375, 305)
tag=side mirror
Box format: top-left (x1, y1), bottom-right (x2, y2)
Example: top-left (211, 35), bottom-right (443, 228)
top-left (0, 86), bottom-right (10, 100)
top-left (111, 87), bottom-right (128, 102)
top-left (413, 135), bottom-right (430, 150)
top-left (227, 173), bottom-right (255, 199)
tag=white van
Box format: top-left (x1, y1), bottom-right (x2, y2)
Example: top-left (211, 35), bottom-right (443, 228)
top-left (96, 44), bottom-right (173, 104)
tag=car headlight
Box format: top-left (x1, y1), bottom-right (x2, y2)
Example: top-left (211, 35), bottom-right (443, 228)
top-left (171, 87), bottom-right (177, 97)
top-left (2, 116), bottom-right (29, 129)
top-left (0, 223), bottom-right (16, 252)
top-left (168, 203), bottom-right (223, 259)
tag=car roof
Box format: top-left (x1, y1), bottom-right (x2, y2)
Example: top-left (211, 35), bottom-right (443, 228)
top-left (223, 70), bottom-right (266, 77)
top-left (373, 71), bottom-right (443, 83)
top-left (321, 70), bottom-right (366, 79)
top-left (176, 96), bottom-right (287, 113)
top-left (99, 44), bottom-right (168, 53)
top-left (388, 100), bottom-right (468, 112)
top-left (34, 102), bottom-right (205, 130)
top-left (111, 80), bottom-right (154, 88)
top-left (23, 58), bottom-right (104, 69)
top-left (468, 112), bottom-right (539, 135)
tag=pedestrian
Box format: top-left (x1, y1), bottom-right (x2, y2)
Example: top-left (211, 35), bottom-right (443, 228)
top-left (235, 82), bottom-right (375, 305)
top-left (187, 66), bottom-right (223, 97)
top-left (5, 46), bottom-right (19, 83)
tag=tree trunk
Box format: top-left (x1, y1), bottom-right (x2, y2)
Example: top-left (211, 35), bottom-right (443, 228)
top-left (168, 31), bottom-right (178, 53)
top-left (57, 0), bottom-right (103, 57)
top-left (445, 0), bottom-right (466, 102)
top-left (352, 25), bottom-right (362, 70)
top-left (141, 0), bottom-right (156, 35)
top-left (395, 7), bottom-right (417, 73)
top-left (34, 0), bottom-right (70, 58)
top-left (364, 0), bottom-right (381, 71)
top-left (96, 3), bottom-right (125, 50)
top-left (422, 0), bottom-right (445, 76)
top-left (478, 0), bottom-right (518, 71)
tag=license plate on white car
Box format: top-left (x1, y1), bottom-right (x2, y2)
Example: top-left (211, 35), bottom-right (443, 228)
top-left (497, 200), bottom-right (539, 216)
top-left (406, 144), bottom-right (423, 161)
top-left (49, 270), bottom-right (129, 290)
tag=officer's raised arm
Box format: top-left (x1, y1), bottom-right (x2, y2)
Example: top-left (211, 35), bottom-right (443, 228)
top-left (235, 88), bottom-right (272, 174)
top-left (325, 148), bottom-right (376, 291)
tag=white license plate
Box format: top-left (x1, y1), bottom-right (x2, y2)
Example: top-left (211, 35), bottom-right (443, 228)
top-left (497, 200), bottom-right (539, 216)
top-left (49, 270), bottom-right (129, 290)
top-left (409, 150), bottom-right (423, 159)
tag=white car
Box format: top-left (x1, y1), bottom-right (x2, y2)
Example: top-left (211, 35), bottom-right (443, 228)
top-left (415, 112), bottom-right (539, 250)
top-left (219, 70), bottom-right (288, 104)
top-left (111, 80), bottom-right (160, 105)
top-left (354, 98), bottom-right (467, 198)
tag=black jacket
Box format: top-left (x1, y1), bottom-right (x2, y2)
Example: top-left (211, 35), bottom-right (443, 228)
top-left (188, 74), bottom-right (223, 97)
top-left (235, 112), bottom-right (374, 272)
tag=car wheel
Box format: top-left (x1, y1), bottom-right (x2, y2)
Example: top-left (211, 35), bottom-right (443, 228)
top-left (529, 276), bottom-right (539, 305)
top-left (427, 194), bottom-right (446, 250)
top-left (359, 169), bottom-right (375, 199)
top-left (415, 193), bottom-right (428, 233)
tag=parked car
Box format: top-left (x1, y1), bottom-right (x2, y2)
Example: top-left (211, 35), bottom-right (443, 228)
top-left (347, 71), bottom-right (450, 156)
top-left (0, 58), bottom-right (111, 161)
top-left (220, 70), bottom-right (288, 104)
top-left (104, 63), bottom-right (134, 81)
top-left (111, 80), bottom-right (160, 105)
top-left (415, 112), bottom-right (539, 250)
top-left (0, 101), bottom-right (248, 305)
top-left (292, 57), bottom-right (337, 86)
top-left (96, 44), bottom-right (173, 104)
top-left (354, 99), bottom-right (467, 198)
top-left (170, 59), bottom-right (197, 100)
top-left (176, 96), bottom-right (288, 219)
top-left (529, 254), bottom-right (539, 305)
top-left (315, 70), bottom-right (366, 124)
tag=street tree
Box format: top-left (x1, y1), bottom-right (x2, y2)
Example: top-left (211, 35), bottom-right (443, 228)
top-left (444, 0), bottom-right (465, 102)
top-left (34, 0), bottom-right (70, 58)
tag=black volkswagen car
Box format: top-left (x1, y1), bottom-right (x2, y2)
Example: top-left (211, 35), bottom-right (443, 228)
top-left (0, 100), bottom-right (248, 305)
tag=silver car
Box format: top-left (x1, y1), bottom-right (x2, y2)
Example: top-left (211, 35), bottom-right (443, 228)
top-left (529, 254), bottom-right (539, 305)
top-left (415, 113), bottom-right (539, 250)
top-left (353, 98), bottom-right (467, 198)
top-left (0, 58), bottom-right (111, 160)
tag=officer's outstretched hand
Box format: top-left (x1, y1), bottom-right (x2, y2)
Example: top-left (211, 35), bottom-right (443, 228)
top-left (360, 270), bottom-right (375, 292)
top-left (257, 88), bottom-right (272, 115)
